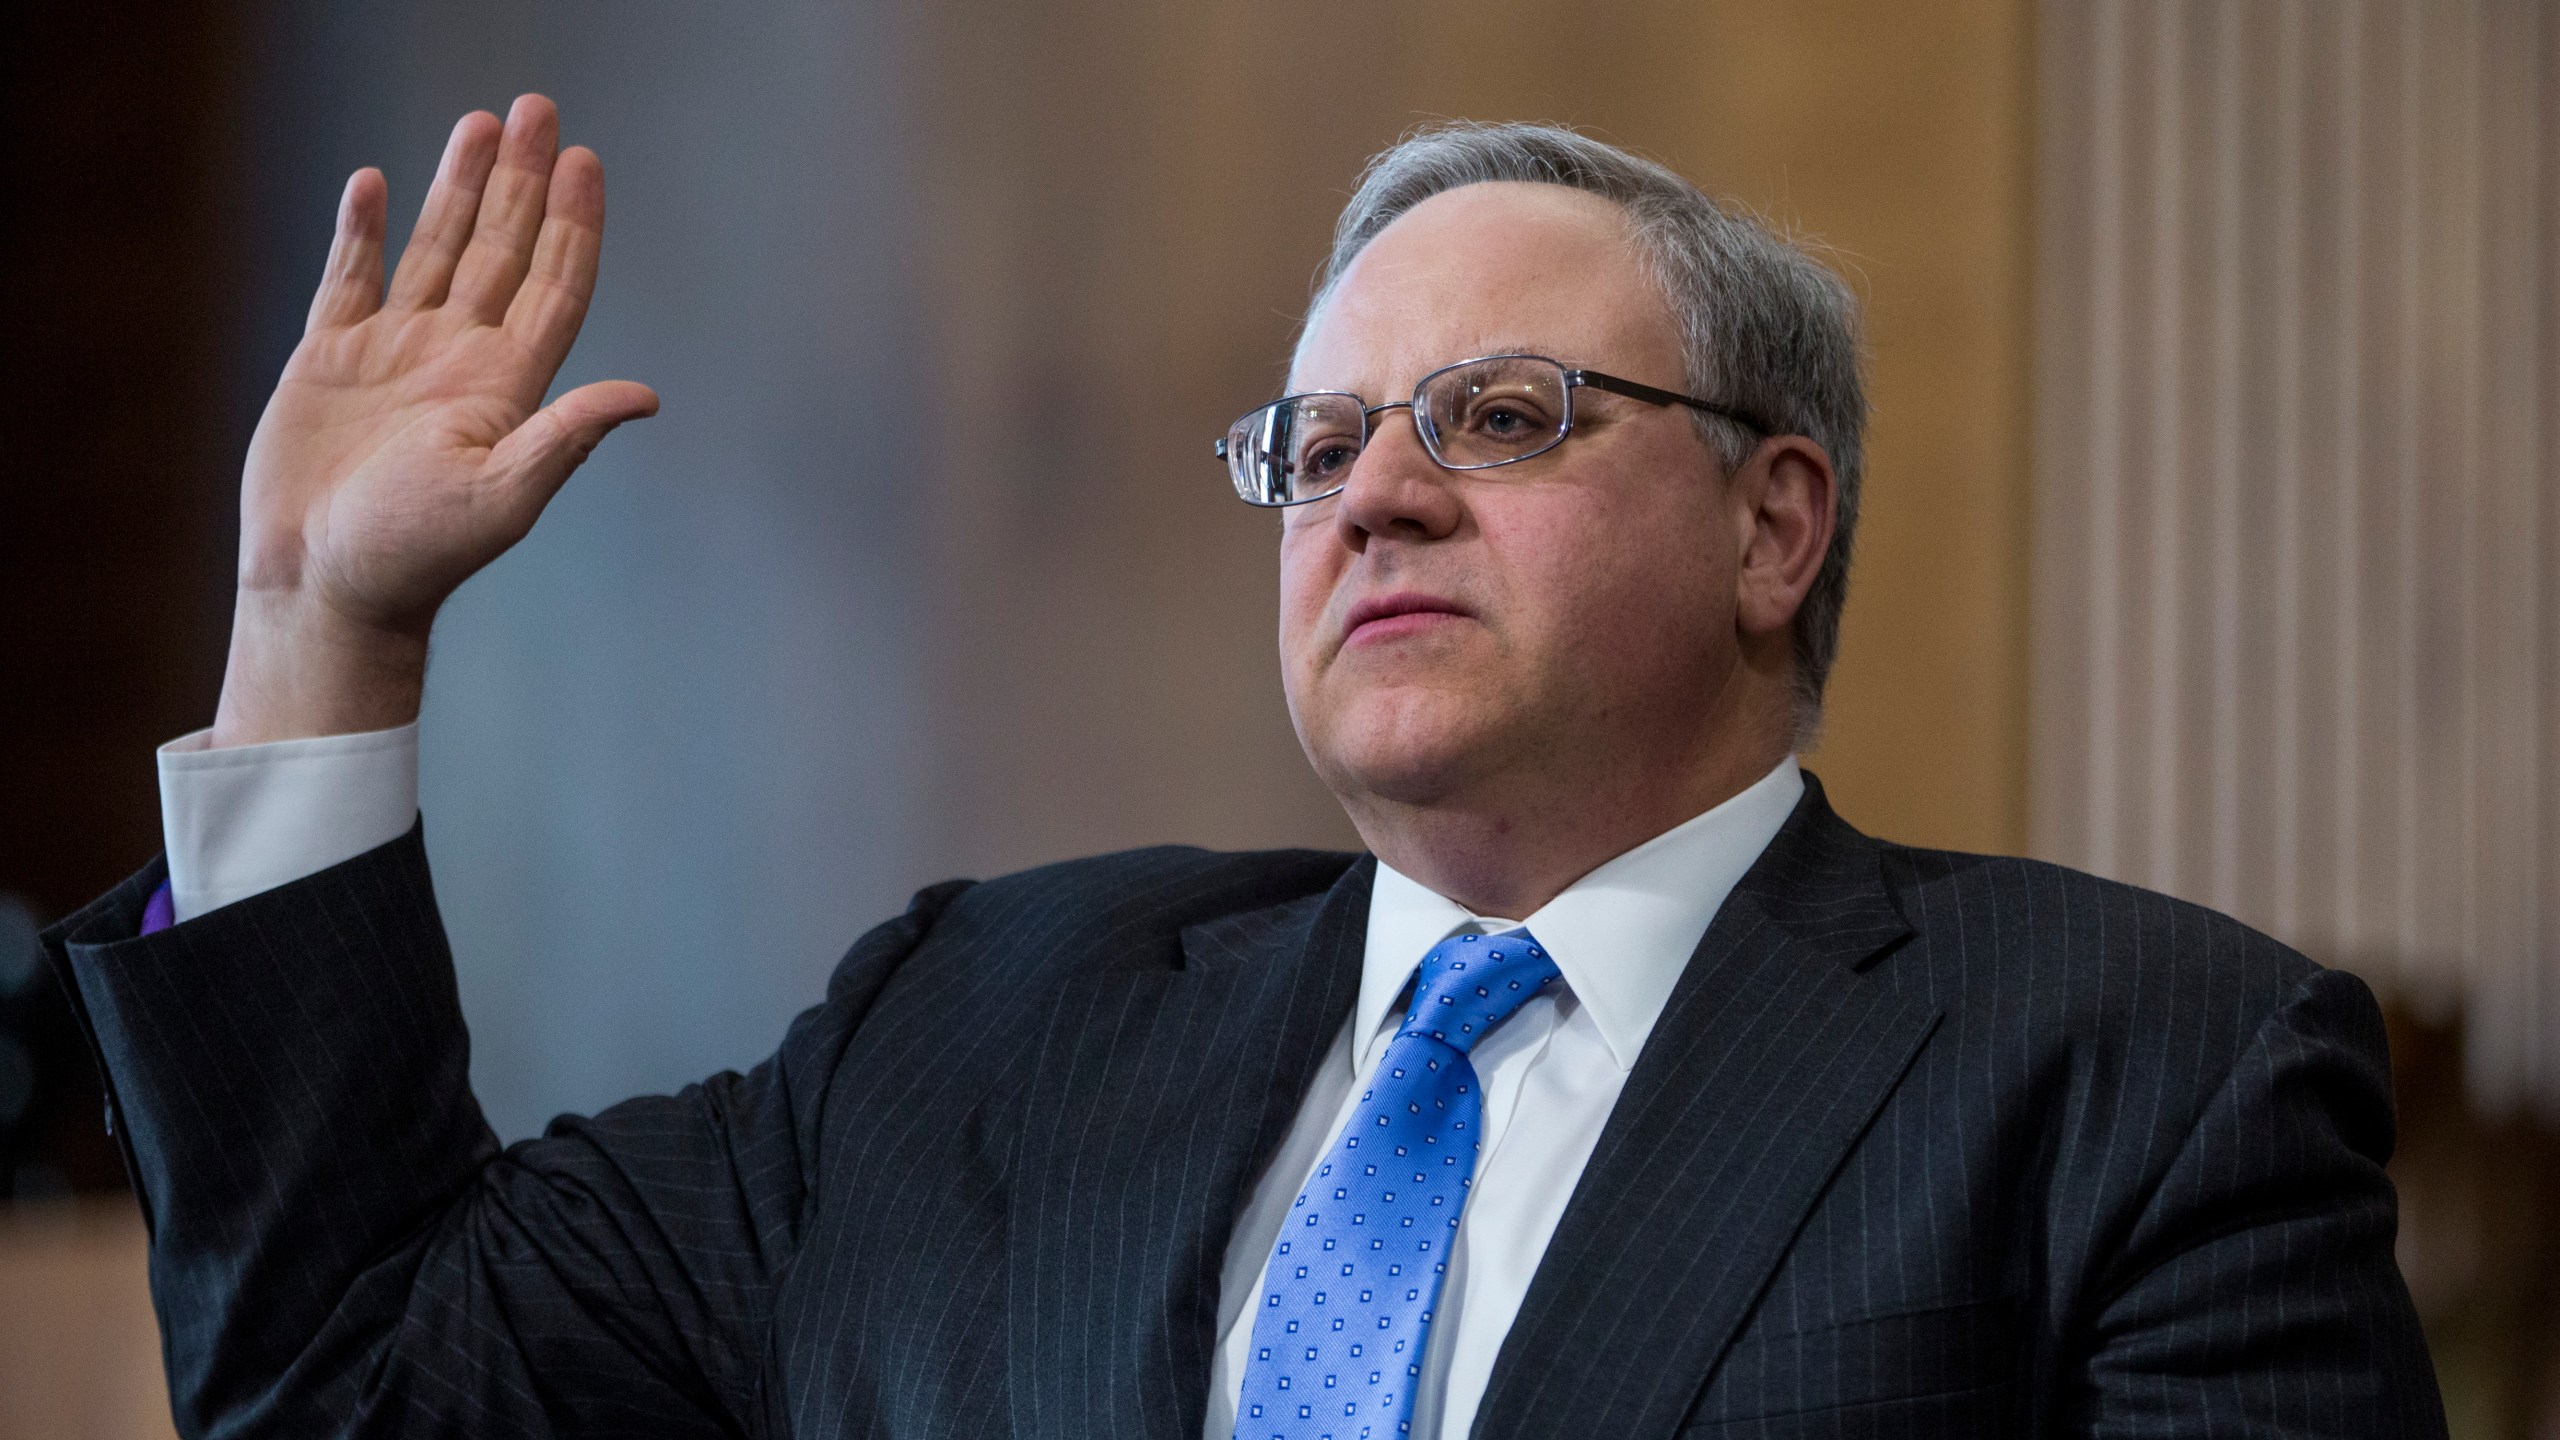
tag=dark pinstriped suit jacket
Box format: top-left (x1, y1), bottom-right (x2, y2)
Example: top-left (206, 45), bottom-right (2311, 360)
top-left (45, 776), bottom-right (2443, 1438)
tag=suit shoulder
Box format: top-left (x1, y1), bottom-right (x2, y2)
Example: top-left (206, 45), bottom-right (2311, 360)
top-left (931, 843), bottom-right (1364, 947)
top-left (1873, 842), bottom-right (2328, 1031)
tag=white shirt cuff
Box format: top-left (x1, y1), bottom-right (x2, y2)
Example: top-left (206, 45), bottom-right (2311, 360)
top-left (158, 721), bottom-right (421, 923)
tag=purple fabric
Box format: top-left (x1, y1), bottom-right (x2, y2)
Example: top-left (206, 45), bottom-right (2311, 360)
top-left (142, 880), bottom-right (176, 936)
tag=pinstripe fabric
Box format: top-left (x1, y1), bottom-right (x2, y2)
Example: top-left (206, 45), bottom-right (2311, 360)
top-left (41, 775), bottom-right (2441, 1438)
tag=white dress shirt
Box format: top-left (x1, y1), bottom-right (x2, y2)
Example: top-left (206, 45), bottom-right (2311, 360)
top-left (157, 722), bottom-right (422, 922)
top-left (153, 727), bottom-right (1801, 1440)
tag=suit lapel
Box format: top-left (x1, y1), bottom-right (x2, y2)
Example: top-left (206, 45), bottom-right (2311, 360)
top-left (1472, 779), bottom-right (1940, 1440)
top-left (1007, 857), bottom-right (1372, 1440)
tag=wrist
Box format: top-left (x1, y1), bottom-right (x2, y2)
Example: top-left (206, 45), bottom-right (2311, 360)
top-left (210, 589), bottom-right (431, 748)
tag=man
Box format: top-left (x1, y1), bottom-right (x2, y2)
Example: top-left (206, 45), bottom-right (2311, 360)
top-left (44, 95), bottom-right (2442, 1437)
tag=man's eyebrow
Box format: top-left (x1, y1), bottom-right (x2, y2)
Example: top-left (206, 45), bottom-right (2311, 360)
top-left (1458, 341), bottom-right (1557, 362)
top-left (1290, 343), bottom-right (1570, 396)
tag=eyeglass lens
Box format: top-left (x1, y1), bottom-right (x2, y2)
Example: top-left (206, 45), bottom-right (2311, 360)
top-left (1224, 356), bottom-right (1573, 506)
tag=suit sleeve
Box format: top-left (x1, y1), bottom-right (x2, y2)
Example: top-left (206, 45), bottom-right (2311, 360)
top-left (41, 818), bottom-right (970, 1439)
top-left (2073, 963), bottom-right (2447, 1437)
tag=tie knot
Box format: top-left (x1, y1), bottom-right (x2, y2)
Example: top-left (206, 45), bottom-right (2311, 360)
top-left (1398, 929), bottom-right (1562, 1055)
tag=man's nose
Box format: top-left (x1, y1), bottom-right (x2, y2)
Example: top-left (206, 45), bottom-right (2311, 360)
top-left (1333, 404), bottom-right (1463, 547)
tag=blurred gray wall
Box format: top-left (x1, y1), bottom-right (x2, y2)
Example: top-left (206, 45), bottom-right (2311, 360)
top-left (232, 1), bottom-right (1357, 1140)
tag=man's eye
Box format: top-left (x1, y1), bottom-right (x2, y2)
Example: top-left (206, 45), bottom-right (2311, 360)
top-left (1466, 400), bottom-right (1550, 438)
top-left (1301, 440), bottom-right (1358, 477)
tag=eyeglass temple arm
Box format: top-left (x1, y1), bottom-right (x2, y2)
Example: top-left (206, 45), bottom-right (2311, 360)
top-left (1565, 368), bottom-right (1778, 438)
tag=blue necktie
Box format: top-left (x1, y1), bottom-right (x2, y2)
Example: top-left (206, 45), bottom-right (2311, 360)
top-left (1234, 929), bottom-right (1562, 1440)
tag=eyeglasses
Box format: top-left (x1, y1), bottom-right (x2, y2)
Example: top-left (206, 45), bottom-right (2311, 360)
top-left (1213, 352), bottom-right (1774, 508)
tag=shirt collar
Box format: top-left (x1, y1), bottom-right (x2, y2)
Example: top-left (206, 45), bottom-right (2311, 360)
top-left (1356, 756), bottom-right (1805, 1073)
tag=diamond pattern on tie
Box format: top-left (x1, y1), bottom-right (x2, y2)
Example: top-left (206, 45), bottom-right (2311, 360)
top-left (1233, 929), bottom-right (1561, 1440)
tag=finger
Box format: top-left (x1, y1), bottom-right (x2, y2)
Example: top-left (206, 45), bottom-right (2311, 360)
top-left (482, 379), bottom-right (660, 508)
top-left (503, 146), bottom-right (606, 369)
top-left (386, 110), bottom-right (503, 309)
top-left (447, 94), bottom-right (562, 324)
top-left (305, 168), bottom-right (388, 333)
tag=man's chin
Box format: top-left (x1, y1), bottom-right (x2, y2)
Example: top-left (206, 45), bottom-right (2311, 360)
top-left (1306, 710), bottom-right (1513, 811)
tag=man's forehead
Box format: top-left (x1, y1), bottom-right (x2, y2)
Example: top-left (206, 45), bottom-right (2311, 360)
top-left (1290, 181), bottom-right (1677, 395)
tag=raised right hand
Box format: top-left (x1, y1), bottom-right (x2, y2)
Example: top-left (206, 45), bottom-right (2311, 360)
top-left (213, 94), bottom-right (657, 747)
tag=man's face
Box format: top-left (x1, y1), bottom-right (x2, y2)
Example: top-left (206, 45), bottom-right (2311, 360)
top-left (1280, 181), bottom-right (1747, 819)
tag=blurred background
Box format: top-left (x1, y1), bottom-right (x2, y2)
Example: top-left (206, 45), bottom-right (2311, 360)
top-left (1, 0), bottom-right (2552, 1433)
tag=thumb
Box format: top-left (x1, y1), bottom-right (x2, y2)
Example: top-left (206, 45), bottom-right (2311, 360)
top-left (486, 380), bottom-right (661, 504)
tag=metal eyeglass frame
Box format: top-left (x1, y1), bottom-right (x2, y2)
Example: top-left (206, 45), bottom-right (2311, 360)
top-left (1213, 352), bottom-right (1778, 507)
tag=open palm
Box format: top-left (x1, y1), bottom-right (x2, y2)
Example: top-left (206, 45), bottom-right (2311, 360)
top-left (240, 95), bottom-right (657, 637)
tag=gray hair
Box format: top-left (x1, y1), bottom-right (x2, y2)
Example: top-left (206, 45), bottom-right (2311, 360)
top-left (1307, 123), bottom-right (1867, 741)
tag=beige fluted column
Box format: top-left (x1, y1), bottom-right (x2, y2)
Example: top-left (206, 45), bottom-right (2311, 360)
top-left (2034, 0), bottom-right (2560, 1116)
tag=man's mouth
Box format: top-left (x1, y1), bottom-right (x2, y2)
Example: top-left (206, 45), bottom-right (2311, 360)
top-left (1342, 592), bottom-right (1474, 648)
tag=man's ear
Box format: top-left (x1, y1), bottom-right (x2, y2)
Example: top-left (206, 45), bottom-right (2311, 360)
top-left (1732, 435), bottom-right (1838, 639)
